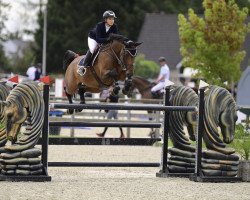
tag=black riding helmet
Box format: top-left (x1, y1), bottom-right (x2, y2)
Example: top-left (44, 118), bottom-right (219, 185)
top-left (103, 10), bottom-right (117, 19)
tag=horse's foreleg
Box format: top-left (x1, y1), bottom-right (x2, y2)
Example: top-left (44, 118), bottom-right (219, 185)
top-left (64, 87), bottom-right (74, 114)
top-left (122, 74), bottom-right (132, 95)
top-left (77, 83), bottom-right (86, 112)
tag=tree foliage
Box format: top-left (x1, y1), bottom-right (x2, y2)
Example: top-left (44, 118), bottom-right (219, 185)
top-left (178, 0), bottom-right (250, 85)
top-left (134, 54), bottom-right (159, 79)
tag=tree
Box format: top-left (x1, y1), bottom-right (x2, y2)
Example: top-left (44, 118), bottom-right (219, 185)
top-left (134, 54), bottom-right (159, 79)
top-left (178, 0), bottom-right (250, 86)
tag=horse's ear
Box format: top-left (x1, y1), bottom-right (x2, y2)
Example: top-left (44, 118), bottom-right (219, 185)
top-left (124, 40), bottom-right (133, 46)
top-left (134, 42), bottom-right (142, 47)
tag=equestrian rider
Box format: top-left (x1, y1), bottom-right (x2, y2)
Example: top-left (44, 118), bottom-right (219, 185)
top-left (151, 57), bottom-right (170, 98)
top-left (77, 10), bottom-right (118, 76)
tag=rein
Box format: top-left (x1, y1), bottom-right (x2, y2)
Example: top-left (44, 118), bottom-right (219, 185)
top-left (89, 42), bottom-right (136, 89)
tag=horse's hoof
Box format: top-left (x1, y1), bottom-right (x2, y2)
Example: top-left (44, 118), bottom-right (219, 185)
top-left (120, 135), bottom-right (125, 138)
top-left (76, 109), bottom-right (83, 113)
top-left (67, 109), bottom-right (74, 114)
top-left (96, 133), bottom-right (104, 138)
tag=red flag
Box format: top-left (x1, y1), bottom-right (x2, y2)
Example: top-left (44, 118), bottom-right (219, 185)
top-left (8, 75), bottom-right (19, 83)
top-left (39, 76), bottom-right (50, 84)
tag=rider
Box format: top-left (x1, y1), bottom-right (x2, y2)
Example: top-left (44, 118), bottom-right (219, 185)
top-left (77, 10), bottom-right (118, 76)
top-left (151, 57), bottom-right (170, 98)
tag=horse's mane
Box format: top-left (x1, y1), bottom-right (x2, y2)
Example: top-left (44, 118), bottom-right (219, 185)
top-left (109, 33), bottom-right (129, 43)
top-left (5, 82), bottom-right (44, 152)
top-left (0, 83), bottom-right (9, 148)
top-left (169, 86), bottom-right (198, 152)
top-left (203, 86), bottom-right (236, 154)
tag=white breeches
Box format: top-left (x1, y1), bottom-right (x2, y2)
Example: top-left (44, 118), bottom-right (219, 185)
top-left (151, 82), bottom-right (165, 92)
top-left (88, 37), bottom-right (98, 54)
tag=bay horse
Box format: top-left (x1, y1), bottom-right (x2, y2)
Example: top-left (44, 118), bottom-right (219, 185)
top-left (63, 34), bottom-right (141, 113)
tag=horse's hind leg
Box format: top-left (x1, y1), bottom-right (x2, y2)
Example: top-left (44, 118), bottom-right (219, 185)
top-left (64, 87), bottom-right (74, 114)
top-left (77, 83), bottom-right (86, 112)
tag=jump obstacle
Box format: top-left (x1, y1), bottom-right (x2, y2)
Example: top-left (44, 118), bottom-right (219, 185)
top-left (0, 83), bottom-right (242, 182)
top-left (40, 85), bottom-right (199, 181)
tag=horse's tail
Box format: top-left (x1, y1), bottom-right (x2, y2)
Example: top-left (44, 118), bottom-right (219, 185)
top-left (63, 50), bottom-right (77, 70)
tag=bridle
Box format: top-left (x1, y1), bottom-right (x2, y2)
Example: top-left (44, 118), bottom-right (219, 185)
top-left (106, 41), bottom-right (138, 71)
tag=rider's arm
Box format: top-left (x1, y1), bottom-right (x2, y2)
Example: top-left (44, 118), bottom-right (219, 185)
top-left (113, 24), bottom-right (118, 34)
top-left (95, 23), bottom-right (110, 44)
top-left (155, 74), bottom-right (165, 83)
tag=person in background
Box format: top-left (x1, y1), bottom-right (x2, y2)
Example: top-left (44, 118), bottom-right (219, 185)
top-left (26, 64), bottom-right (37, 81)
top-left (96, 87), bottom-right (124, 138)
top-left (34, 63), bottom-right (42, 81)
top-left (151, 57), bottom-right (170, 98)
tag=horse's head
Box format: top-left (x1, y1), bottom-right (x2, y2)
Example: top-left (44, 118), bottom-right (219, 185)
top-left (122, 40), bottom-right (142, 77)
top-left (109, 34), bottom-right (142, 77)
top-left (219, 101), bottom-right (238, 144)
top-left (126, 76), bottom-right (153, 98)
top-left (0, 100), bottom-right (27, 142)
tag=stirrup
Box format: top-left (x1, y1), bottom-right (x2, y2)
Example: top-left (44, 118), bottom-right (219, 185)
top-left (77, 66), bottom-right (86, 76)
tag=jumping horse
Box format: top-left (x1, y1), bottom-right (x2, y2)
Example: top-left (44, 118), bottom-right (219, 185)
top-left (63, 34), bottom-right (142, 113)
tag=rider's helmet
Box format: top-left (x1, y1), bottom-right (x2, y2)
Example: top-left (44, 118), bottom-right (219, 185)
top-left (158, 57), bottom-right (166, 62)
top-left (103, 10), bottom-right (117, 19)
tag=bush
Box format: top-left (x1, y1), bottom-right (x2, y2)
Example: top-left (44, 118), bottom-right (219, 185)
top-left (230, 124), bottom-right (250, 160)
top-left (134, 54), bottom-right (159, 79)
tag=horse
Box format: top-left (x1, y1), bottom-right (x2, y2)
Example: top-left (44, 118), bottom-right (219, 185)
top-left (63, 34), bottom-right (141, 113)
top-left (127, 76), bottom-right (158, 99)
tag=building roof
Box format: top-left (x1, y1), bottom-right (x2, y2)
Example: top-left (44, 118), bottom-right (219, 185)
top-left (138, 13), bottom-right (250, 71)
top-left (137, 13), bottom-right (180, 69)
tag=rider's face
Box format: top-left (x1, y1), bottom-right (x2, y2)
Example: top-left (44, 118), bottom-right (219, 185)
top-left (105, 17), bottom-right (115, 26)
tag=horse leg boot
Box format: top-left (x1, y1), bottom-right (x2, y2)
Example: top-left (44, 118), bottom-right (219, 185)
top-left (111, 82), bottom-right (120, 96)
top-left (77, 50), bottom-right (92, 76)
top-left (122, 75), bottom-right (132, 95)
top-left (64, 87), bottom-right (74, 114)
top-left (77, 83), bottom-right (86, 112)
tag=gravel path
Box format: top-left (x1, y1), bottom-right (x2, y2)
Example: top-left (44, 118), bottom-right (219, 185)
top-left (0, 145), bottom-right (249, 200)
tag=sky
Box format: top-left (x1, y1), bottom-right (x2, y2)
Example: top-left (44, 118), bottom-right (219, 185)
top-left (2, 0), bottom-right (46, 41)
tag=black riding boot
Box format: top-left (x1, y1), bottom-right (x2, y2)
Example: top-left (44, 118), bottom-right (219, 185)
top-left (77, 50), bottom-right (92, 76)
